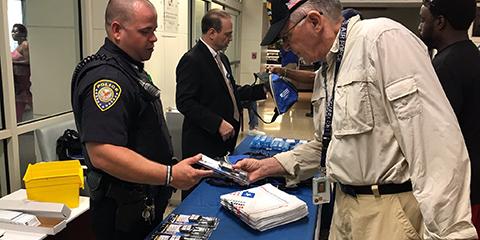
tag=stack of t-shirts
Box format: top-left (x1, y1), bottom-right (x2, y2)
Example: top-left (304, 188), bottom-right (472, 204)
top-left (220, 183), bottom-right (308, 231)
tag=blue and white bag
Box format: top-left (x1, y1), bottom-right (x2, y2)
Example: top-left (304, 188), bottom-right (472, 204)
top-left (253, 72), bottom-right (298, 123)
top-left (270, 73), bottom-right (298, 115)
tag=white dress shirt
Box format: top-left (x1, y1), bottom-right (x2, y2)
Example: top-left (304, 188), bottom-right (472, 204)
top-left (199, 38), bottom-right (228, 79)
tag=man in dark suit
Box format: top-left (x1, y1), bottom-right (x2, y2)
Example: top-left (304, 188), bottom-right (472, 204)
top-left (176, 9), bottom-right (266, 161)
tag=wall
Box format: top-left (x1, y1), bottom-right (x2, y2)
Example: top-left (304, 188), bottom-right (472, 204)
top-left (90, 0), bottom-right (108, 53)
top-left (342, 0), bottom-right (420, 7)
top-left (355, 7), bottom-right (421, 34)
top-left (238, 0), bottom-right (264, 85)
top-left (145, 0), bottom-right (189, 109)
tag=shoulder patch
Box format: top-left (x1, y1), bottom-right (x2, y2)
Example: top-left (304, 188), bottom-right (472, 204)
top-left (93, 79), bottom-right (122, 111)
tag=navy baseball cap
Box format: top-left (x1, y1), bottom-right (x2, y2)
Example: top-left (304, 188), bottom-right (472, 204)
top-left (260, 0), bottom-right (308, 46)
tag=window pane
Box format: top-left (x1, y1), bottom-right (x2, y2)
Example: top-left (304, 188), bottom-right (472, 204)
top-left (8, 0), bottom-right (81, 123)
top-left (210, 2), bottom-right (223, 10)
top-left (0, 142), bottom-right (5, 196)
top-left (224, 10), bottom-right (238, 61)
top-left (193, 0), bottom-right (206, 44)
top-left (224, 9), bottom-right (240, 81)
top-left (0, 65), bottom-right (4, 129)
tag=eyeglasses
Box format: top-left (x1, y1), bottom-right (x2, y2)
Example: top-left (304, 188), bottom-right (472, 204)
top-left (280, 15), bottom-right (307, 43)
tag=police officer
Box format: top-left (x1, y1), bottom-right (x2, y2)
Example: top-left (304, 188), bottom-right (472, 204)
top-left (71, 0), bottom-right (212, 239)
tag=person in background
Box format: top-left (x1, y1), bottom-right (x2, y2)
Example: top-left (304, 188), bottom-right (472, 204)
top-left (11, 23), bottom-right (32, 122)
top-left (419, 0), bottom-right (480, 235)
top-left (176, 9), bottom-right (267, 160)
top-left (280, 48), bottom-right (299, 68)
top-left (235, 0), bottom-right (477, 239)
top-left (268, 65), bottom-right (315, 85)
top-left (71, 1), bottom-right (212, 239)
top-left (176, 9), bottom-right (267, 199)
top-left (243, 100), bottom-right (265, 136)
top-left (268, 65), bottom-right (316, 117)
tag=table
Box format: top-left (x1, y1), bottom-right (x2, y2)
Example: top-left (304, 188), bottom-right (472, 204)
top-left (0, 189), bottom-right (89, 240)
top-left (146, 135), bottom-right (318, 240)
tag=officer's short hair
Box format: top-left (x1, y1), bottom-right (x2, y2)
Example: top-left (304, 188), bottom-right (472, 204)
top-left (423, 0), bottom-right (476, 30)
top-left (105, 0), bottom-right (154, 29)
top-left (201, 9), bottom-right (231, 34)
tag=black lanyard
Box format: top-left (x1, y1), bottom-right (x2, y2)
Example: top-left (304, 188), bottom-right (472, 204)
top-left (320, 18), bottom-right (350, 169)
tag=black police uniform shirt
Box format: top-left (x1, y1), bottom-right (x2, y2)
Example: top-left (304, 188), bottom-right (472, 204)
top-left (432, 39), bottom-right (480, 205)
top-left (72, 38), bottom-right (174, 174)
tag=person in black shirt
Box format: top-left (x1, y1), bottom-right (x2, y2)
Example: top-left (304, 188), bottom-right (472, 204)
top-left (71, 1), bottom-right (212, 239)
top-left (419, 0), bottom-right (480, 235)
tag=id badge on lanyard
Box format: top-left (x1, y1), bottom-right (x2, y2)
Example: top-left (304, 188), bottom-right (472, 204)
top-left (313, 167), bottom-right (331, 205)
top-left (312, 17), bottom-right (350, 205)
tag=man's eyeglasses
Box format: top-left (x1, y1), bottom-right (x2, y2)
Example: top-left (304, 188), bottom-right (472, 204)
top-left (280, 15), bottom-right (307, 43)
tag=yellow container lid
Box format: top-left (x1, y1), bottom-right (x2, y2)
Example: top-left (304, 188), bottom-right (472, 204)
top-left (23, 160), bottom-right (84, 189)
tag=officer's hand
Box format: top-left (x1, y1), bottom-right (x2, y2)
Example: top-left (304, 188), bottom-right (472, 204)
top-left (218, 120), bottom-right (235, 141)
top-left (233, 157), bottom-right (286, 183)
top-left (170, 154), bottom-right (213, 190)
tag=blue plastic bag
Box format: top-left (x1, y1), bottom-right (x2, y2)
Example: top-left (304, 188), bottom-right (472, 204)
top-left (269, 73), bottom-right (298, 114)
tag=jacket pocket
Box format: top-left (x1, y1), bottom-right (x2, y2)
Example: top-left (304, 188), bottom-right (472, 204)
top-left (333, 70), bottom-right (374, 137)
top-left (393, 194), bottom-right (422, 239)
top-left (385, 76), bottom-right (421, 120)
top-left (312, 88), bottom-right (326, 135)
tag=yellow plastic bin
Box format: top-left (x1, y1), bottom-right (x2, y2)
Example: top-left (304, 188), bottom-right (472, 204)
top-left (23, 160), bottom-right (84, 208)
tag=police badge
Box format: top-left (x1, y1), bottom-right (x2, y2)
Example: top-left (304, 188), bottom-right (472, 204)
top-left (93, 79), bottom-right (122, 111)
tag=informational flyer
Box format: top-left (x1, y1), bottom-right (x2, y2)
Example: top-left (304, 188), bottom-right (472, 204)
top-left (164, 0), bottom-right (178, 33)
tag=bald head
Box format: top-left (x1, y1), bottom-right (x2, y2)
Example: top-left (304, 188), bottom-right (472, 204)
top-left (104, 0), bottom-right (158, 62)
top-left (105, 0), bottom-right (155, 35)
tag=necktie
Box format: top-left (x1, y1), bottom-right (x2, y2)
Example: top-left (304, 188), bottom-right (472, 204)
top-left (215, 53), bottom-right (240, 121)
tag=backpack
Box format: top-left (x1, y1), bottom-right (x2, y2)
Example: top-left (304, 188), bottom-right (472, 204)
top-left (56, 129), bottom-right (84, 162)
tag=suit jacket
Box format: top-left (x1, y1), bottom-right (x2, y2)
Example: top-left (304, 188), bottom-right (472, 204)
top-left (176, 41), bottom-right (266, 158)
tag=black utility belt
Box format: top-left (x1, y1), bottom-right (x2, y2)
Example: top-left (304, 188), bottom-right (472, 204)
top-left (339, 180), bottom-right (412, 198)
top-left (105, 177), bottom-right (149, 192)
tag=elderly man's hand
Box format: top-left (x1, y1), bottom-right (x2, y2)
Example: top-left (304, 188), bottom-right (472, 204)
top-left (233, 157), bottom-right (286, 183)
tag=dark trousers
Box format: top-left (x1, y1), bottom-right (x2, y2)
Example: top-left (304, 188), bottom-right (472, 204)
top-left (473, 204), bottom-right (480, 238)
top-left (90, 192), bottom-right (169, 240)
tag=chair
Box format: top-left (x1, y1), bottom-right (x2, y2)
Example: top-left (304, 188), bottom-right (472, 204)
top-left (165, 108), bottom-right (184, 160)
top-left (35, 119), bottom-right (77, 162)
top-left (34, 119), bottom-right (90, 196)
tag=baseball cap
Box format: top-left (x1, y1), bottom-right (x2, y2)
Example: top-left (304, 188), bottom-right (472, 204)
top-left (260, 0), bottom-right (308, 46)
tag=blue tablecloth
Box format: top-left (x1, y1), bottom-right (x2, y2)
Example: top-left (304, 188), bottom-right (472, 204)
top-left (146, 135), bottom-right (317, 240)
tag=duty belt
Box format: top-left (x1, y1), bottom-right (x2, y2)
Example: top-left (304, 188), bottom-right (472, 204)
top-left (339, 180), bottom-right (412, 198)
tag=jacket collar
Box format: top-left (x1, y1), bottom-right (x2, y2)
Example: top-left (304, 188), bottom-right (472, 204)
top-left (103, 38), bottom-right (145, 72)
top-left (326, 15), bottom-right (361, 64)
